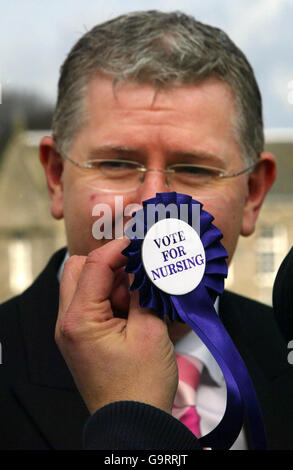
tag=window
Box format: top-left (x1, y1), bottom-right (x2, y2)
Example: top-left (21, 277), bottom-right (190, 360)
top-left (255, 225), bottom-right (288, 287)
top-left (8, 237), bottom-right (33, 294)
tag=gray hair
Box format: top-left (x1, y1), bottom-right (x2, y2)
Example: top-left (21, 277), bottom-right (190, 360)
top-left (52, 10), bottom-right (264, 166)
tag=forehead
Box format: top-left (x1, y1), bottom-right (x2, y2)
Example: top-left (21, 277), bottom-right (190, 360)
top-left (75, 74), bottom-right (241, 162)
top-left (85, 74), bottom-right (236, 116)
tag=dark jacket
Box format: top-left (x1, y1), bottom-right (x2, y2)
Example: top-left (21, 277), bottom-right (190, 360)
top-left (273, 246), bottom-right (293, 343)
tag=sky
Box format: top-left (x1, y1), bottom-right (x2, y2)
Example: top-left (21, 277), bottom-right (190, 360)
top-left (0, 0), bottom-right (293, 129)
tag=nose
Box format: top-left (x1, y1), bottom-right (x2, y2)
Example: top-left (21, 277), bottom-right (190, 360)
top-left (136, 169), bottom-right (169, 205)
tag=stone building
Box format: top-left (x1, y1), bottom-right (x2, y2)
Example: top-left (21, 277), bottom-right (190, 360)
top-left (0, 126), bottom-right (65, 303)
top-left (226, 128), bottom-right (293, 305)
top-left (0, 126), bottom-right (292, 305)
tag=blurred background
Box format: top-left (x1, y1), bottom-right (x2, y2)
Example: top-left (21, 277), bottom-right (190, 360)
top-left (0, 0), bottom-right (292, 305)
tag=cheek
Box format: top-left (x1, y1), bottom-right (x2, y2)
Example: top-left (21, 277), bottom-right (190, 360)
top-left (87, 192), bottom-right (138, 239)
top-left (63, 189), bottom-right (93, 244)
top-left (198, 186), bottom-right (246, 260)
top-left (61, 175), bottom-right (111, 253)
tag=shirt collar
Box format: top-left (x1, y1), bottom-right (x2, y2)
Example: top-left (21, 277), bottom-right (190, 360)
top-left (57, 250), bottom-right (69, 283)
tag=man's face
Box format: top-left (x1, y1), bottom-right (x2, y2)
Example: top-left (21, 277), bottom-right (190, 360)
top-left (41, 75), bottom-right (274, 262)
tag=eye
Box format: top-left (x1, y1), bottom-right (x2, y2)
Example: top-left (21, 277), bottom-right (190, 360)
top-left (173, 165), bottom-right (218, 178)
top-left (100, 160), bottom-right (134, 171)
top-left (181, 166), bottom-right (211, 175)
top-left (88, 160), bottom-right (142, 179)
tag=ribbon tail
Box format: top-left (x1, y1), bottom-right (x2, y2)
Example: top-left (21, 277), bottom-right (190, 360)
top-left (171, 291), bottom-right (267, 450)
top-left (171, 295), bottom-right (243, 449)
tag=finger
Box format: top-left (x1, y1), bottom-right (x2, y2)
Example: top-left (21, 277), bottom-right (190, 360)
top-left (59, 255), bottom-right (86, 312)
top-left (69, 238), bottom-right (130, 316)
top-left (57, 255), bottom-right (86, 324)
top-left (110, 268), bottom-right (130, 318)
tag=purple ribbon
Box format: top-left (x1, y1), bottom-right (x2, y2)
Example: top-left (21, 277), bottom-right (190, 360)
top-left (122, 192), bottom-right (266, 450)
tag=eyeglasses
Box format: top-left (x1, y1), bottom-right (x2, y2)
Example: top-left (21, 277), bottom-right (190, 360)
top-left (61, 154), bottom-right (256, 193)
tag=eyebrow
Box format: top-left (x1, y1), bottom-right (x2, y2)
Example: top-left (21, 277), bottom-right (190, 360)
top-left (171, 150), bottom-right (226, 168)
top-left (87, 146), bottom-right (143, 159)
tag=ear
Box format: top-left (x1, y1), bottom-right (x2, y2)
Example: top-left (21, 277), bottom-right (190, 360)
top-left (39, 136), bottom-right (64, 220)
top-left (241, 152), bottom-right (277, 237)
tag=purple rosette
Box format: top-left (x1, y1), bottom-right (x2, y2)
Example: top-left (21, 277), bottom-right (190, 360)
top-left (122, 192), bottom-right (266, 450)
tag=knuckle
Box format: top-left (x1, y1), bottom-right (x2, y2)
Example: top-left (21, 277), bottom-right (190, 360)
top-left (57, 315), bottom-right (80, 343)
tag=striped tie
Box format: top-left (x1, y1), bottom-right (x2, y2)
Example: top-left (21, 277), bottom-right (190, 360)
top-left (172, 353), bottom-right (203, 437)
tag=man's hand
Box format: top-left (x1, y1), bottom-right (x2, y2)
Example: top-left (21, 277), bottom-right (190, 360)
top-left (55, 239), bottom-right (178, 415)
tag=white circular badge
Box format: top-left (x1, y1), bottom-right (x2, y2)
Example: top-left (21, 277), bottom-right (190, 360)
top-left (142, 218), bottom-right (206, 295)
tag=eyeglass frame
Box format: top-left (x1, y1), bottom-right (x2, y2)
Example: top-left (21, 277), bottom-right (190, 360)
top-left (58, 151), bottom-right (257, 192)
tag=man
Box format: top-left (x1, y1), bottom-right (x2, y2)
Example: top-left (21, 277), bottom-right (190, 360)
top-left (0, 10), bottom-right (292, 450)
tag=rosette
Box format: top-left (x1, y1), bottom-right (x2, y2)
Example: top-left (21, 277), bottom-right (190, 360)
top-left (122, 192), bottom-right (266, 450)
